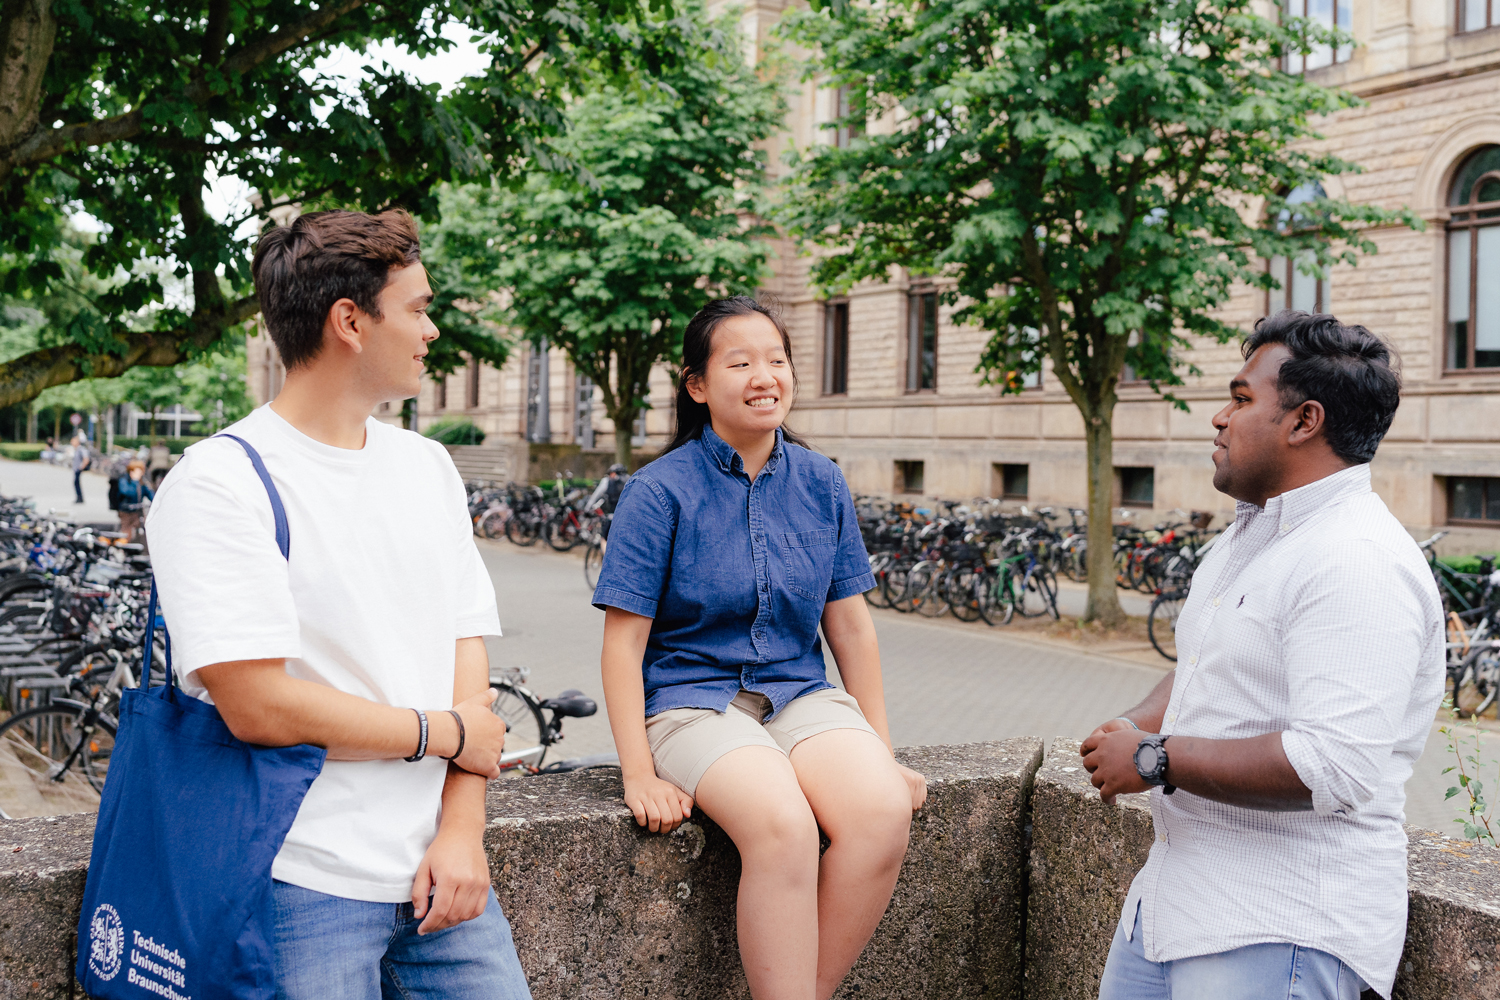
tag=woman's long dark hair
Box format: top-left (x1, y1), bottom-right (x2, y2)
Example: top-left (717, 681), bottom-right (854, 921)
top-left (662, 296), bottom-right (811, 456)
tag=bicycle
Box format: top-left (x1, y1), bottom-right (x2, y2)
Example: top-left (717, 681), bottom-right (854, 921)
top-left (489, 666), bottom-right (613, 774)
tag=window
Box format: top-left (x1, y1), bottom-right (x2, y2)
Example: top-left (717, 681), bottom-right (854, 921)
top-left (467, 361), bottom-right (481, 409)
top-left (906, 291), bottom-right (937, 392)
top-left (1267, 182), bottom-right (1329, 315)
top-left (1446, 145), bottom-right (1500, 371)
top-left (435, 375), bottom-right (447, 410)
top-left (994, 464), bottom-right (1029, 500)
top-left (895, 460), bottom-right (925, 494)
top-left (1459, 0), bottom-right (1497, 32)
top-left (823, 301), bottom-right (849, 396)
top-left (574, 375), bottom-right (595, 449)
top-left (1449, 477), bottom-right (1500, 524)
top-left (1282, 0), bottom-right (1352, 72)
top-left (1117, 467), bottom-right (1155, 508)
top-left (832, 86), bottom-right (861, 149)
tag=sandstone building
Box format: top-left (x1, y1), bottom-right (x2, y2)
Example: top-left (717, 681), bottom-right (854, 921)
top-left (248, 0), bottom-right (1500, 548)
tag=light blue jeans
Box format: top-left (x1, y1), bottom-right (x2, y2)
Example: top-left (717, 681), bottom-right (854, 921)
top-left (1099, 903), bottom-right (1368, 1000)
top-left (272, 880), bottom-right (533, 1000)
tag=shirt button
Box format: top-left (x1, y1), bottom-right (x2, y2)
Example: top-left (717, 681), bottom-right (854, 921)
top-left (1157, 833), bottom-right (1167, 843)
top-left (1212, 597), bottom-right (1221, 607)
top-left (1168, 713), bottom-right (1177, 724)
top-left (1280, 524), bottom-right (1291, 533)
top-left (1189, 655), bottom-right (1198, 665)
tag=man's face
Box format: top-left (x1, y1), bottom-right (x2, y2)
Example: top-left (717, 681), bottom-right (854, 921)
top-left (1210, 343), bottom-right (1294, 505)
top-left (361, 262), bottom-right (439, 402)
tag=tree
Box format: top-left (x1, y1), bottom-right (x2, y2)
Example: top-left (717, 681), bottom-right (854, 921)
top-left (778, 0), bottom-right (1420, 624)
top-left (426, 9), bottom-right (783, 466)
top-left (0, 0), bottom-right (688, 407)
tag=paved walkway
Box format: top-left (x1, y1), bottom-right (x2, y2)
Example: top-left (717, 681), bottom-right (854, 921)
top-left (479, 538), bottom-right (1486, 835)
top-left (0, 457), bottom-right (116, 525)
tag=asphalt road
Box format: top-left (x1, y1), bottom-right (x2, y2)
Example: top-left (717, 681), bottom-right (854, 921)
top-left (476, 536), bottom-right (1478, 834)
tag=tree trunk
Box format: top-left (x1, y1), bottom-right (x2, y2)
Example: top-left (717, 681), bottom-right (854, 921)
top-left (614, 423), bottom-right (633, 469)
top-left (1083, 410), bottom-right (1126, 626)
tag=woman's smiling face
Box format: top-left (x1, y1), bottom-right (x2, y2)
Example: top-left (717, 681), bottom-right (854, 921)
top-left (686, 313), bottom-right (795, 443)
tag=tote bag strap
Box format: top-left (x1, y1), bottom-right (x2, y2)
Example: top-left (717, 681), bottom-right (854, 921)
top-left (140, 434), bottom-right (290, 693)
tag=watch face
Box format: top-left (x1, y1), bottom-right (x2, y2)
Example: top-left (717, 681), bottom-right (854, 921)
top-left (1137, 744), bottom-right (1161, 772)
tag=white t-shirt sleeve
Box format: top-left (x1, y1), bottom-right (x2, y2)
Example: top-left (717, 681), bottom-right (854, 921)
top-left (145, 448), bottom-right (301, 687)
top-left (441, 454), bottom-right (502, 640)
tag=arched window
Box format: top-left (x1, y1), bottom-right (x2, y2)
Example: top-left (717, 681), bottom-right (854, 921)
top-left (1446, 145), bottom-right (1500, 371)
top-left (1267, 182), bottom-right (1328, 315)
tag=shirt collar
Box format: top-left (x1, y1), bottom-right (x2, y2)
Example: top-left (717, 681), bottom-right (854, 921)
top-left (1235, 463), bottom-right (1371, 535)
top-left (700, 424), bottom-right (784, 478)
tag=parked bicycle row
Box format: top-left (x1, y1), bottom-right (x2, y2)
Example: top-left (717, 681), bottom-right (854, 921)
top-left (0, 493), bottom-right (609, 819)
top-left (1426, 532), bottom-right (1500, 721)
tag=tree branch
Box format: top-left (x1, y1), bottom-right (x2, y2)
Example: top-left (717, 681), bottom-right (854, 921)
top-left (220, 0), bottom-right (369, 79)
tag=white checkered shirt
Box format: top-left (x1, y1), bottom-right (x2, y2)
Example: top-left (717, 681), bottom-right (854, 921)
top-left (1120, 463), bottom-right (1446, 998)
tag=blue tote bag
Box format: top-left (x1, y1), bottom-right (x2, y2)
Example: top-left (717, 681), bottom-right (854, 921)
top-left (77, 434), bottom-right (326, 1000)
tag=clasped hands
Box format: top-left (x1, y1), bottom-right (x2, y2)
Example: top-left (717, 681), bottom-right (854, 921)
top-left (1080, 717), bottom-right (1156, 805)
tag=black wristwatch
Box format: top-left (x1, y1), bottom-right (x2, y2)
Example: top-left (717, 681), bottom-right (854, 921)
top-left (1133, 734), bottom-right (1176, 795)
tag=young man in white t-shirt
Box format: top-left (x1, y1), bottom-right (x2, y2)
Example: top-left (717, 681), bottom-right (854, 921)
top-left (146, 209), bottom-right (531, 999)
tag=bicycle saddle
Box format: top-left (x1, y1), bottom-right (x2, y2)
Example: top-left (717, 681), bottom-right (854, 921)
top-left (541, 689), bottom-right (598, 718)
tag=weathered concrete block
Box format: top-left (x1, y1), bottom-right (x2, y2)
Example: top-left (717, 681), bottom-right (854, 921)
top-left (0, 813), bottom-right (93, 999)
top-left (488, 739), bottom-right (1043, 1000)
top-left (1026, 738), bottom-right (1153, 1000)
top-left (1030, 738), bottom-right (1500, 1000)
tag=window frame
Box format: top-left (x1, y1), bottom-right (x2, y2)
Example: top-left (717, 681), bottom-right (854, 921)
top-left (435, 373), bottom-right (447, 410)
top-left (906, 289), bottom-right (938, 393)
top-left (1444, 161), bottom-right (1500, 374)
top-left (895, 459), bottom-right (925, 495)
top-left (1446, 476), bottom-right (1500, 526)
top-left (1457, 0), bottom-right (1498, 33)
top-left (1265, 253), bottom-right (1327, 316)
top-left (466, 360), bottom-right (481, 409)
top-left (1281, 0), bottom-right (1353, 72)
top-left (1116, 466), bottom-right (1156, 509)
top-left (823, 299), bottom-right (849, 396)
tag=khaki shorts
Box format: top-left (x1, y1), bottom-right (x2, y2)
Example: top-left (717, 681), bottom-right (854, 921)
top-left (646, 687), bottom-right (880, 796)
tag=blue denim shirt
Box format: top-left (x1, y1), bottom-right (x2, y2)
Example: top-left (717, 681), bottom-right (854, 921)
top-left (592, 426), bottom-right (875, 719)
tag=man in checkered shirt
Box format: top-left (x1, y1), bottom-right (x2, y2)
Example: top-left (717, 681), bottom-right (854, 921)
top-left (1082, 311), bottom-right (1445, 1000)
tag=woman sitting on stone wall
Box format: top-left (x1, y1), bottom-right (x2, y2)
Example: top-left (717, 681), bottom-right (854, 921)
top-left (592, 296), bottom-right (927, 1000)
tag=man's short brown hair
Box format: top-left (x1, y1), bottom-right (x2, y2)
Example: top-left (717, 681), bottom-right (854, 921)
top-left (252, 209), bottom-right (422, 370)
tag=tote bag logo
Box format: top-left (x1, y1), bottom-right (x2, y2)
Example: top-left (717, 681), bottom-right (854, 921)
top-left (88, 903), bottom-right (125, 980)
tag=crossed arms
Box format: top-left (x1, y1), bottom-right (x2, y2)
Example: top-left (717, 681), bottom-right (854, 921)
top-left (197, 636), bottom-right (508, 932)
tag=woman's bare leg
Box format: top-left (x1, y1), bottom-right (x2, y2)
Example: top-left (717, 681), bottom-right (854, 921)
top-left (693, 745), bottom-right (821, 1000)
top-left (789, 729), bottom-right (914, 1000)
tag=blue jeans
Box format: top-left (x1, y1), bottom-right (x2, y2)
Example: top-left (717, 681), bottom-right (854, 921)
top-left (272, 881), bottom-right (533, 1000)
top-left (1099, 903), bottom-right (1367, 1000)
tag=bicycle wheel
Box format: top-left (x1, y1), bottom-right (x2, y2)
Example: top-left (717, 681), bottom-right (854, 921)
top-left (505, 512), bottom-right (539, 547)
top-left (865, 555), bottom-right (892, 609)
top-left (583, 540), bottom-right (604, 590)
top-left (1021, 566), bottom-right (1060, 619)
top-left (977, 569), bottom-right (1018, 626)
top-left (544, 516), bottom-right (581, 552)
top-left (491, 680), bottom-right (548, 772)
top-left (908, 562), bottom-right (949, 618)
top-left (884, 563), bottom-right (915, 613)
top-left (0, 702), bottom-right (117, 818)
top-left (946, 567), bottom-right (983, 622)
top-left (1065, 543), bottom-right (1088, 583)
top-left (478, 506), bottom-right (510, 539)
top-left (1148, 590), bottom-right (1187, 662)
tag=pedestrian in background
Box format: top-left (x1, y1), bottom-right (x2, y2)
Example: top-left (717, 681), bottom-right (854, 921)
top-left (587, 462), bottom-right (628, 539)
top-left (70, 431), bottom-right (91, 504)
top-left (594, 296), bottom-right (927, 1000)
top-left (1081, 311), bottom-right (1444, 1000)
top-left (112, 459), bottom-right (153, 541)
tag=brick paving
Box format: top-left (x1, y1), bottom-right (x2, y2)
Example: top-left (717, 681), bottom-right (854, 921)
top-left (478, 538), bottom-right (1478, 833)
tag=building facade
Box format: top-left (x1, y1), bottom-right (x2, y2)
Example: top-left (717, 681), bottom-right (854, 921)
top-left (251, 0), bottom-right (1500, 549)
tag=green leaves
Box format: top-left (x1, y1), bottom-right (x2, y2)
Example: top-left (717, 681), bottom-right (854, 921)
top-left (777, 0), bottom-right (1419, 412)
top-left (423, 5), bottom-right (781, 460)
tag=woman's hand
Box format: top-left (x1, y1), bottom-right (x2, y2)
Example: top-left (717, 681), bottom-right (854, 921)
top-left (897, 763), bottom-right (927, 811)
top-left (623, 773), bottom-right (694, 834)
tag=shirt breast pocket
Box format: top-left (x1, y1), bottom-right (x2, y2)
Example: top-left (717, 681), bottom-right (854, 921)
top-left (782, 528), bottom-right (838, 602)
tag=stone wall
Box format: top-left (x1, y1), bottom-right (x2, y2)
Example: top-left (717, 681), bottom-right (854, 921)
top-left (2, 738), bottom-right (1498, 999)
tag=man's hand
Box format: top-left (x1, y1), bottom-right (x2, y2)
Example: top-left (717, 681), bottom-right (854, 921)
top-left (1080, 727), bottom-right (1152, 805)
top-left (411, 826), bottom-right (491, 935)
top-left (623, 773), bottom-right (694, 834)
top-left (1084, 716), bottom-right (1139, 745)
top-left (449, 688), bottom-right (507, 779)
top-left (897, 762), bottom-right (927, 810)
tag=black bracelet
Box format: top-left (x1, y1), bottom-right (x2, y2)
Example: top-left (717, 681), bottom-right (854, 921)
top-left (405, 708), bottom-right (429, 762)
top-left (441, 709), bottom-right (466, 761)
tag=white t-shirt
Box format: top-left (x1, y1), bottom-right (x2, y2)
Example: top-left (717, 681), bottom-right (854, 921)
top-left (145, 404), bottom-right (502, 903)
